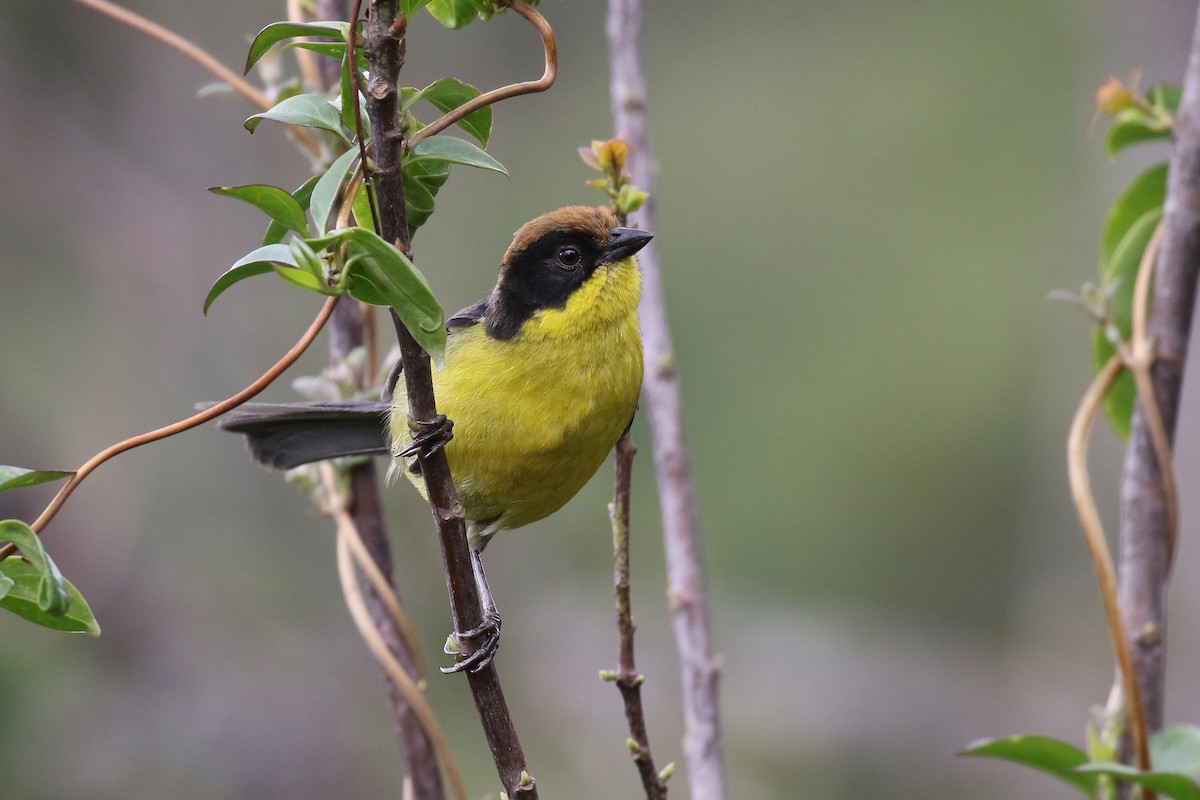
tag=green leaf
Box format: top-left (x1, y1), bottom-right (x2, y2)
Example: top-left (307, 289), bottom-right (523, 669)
top-left (308, 227), bottom-right (446, 363)
top-left (1102, 163), bottom-right (1167, 268)
top-left (0, 558), bottom-right (99, 635)
top-left (204, 244), bottom-right (299, 314)
top-left (403, 158), bottom-right (451, 235)
top-left (290, 238), bottom-right (326, 279)
top-left (311, 147), bottom-right (361, 234)
top-left (272, 264), bottom-right (329, 293)
top-left (0, 466), bottom-right (74, 493)
top-left (408, 135), bottom-right (508, 176)
top-left (351, 180), bottom-right (377, 231)
top-left (1106, 108), bottom-right (1173, 157)
top-left (1076, 764), bottom-right (1200, 800)
top-left (401, 0), bottom-right (435, 15)
top-left (245, 94), bottom-right (346, 140)
top-left (1150, 83), bottom-right (1183, 114)
top-left (0, 520), bottom-right (71, 617)
top-left (425, 0), bottom-right (479, 28)
top-left (263, 175), bottom-right (320, 246)
top-left (210, 184), bottom-right (311, 237)
top-left (245, 20), bottom-right (350, 74)
top-left (960, 735), bottom-right (1097, 797)
top-left (407, 77), bottom-right (491, 147)
top-left (1154, 726), bottom-right (1200, 778)
top-left (1093, 207), bottom-right (1161, 438)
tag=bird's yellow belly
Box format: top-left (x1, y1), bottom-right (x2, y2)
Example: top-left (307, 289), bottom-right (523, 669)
top-left (392, 265), bottom-right (643, 539)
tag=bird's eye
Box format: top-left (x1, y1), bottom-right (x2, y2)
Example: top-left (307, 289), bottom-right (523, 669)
top-left (557, 246), bottom-right (581, 269)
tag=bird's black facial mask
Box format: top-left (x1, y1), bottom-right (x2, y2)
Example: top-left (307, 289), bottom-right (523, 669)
top-left (486, 230), bottom-right (608, 340)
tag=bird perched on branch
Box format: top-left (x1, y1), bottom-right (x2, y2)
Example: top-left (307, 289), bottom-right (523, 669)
top-left (218, 205), bottom-right (652, 671)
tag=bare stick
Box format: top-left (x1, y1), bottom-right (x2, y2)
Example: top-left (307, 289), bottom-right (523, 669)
top-left (605, 1), bottom-right (726, 797)
top-left (1110, 2), bottom-right (1200, 742)
top-left (364, 3), bottom-right (536, 795)
top-left (1069, 355), bottom-right (1152, 781)
top-left (406, 0), bottom-right (556, 148)
top-left (609, 435), bottom-right (669, 799)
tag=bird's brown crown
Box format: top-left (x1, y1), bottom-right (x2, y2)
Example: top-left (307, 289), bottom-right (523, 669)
top-left (503, 206), bottom-right (618, 265)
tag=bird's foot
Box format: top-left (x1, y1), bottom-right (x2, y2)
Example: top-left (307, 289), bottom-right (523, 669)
top-left (440, 611), bottom-right (502, 674)
top-left (398, 413), bottom-right (454, 459)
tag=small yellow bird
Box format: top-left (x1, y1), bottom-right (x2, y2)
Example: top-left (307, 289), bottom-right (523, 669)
top-left (220, 206), bottom-right (652, 670)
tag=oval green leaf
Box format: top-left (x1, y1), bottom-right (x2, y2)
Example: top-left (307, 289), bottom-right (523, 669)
top-left (409, 77), bottom-right (492, 147)
top-left (311, 147), bottom-right (361, 234)
top-left (245, 20), bottom-right (350, 74)
top-left (425, 0), bottom-right (479, 28)
top-left (245, 94), bottom-right (346, 140)
top-left (1106, 109), bottom-right (1172, 157)
top-left (960, 735), bottom-right (1097, 796)
top-left (1154, 726), bottom-right (1200, 778)
top-left (210, 184), bottom-right (310, 237)
top-left (309, 227), bottom-right (446, 364)
top-left (1094, 207), bottom-right (1161, 438)
top-left (0, 466), bottom-right (74, 493)
top-left (408, 135), bottom-right (507, 176)
top-left (1102, 163), bottom-right (1167, 268)
top-left (0, 520), bottom-right (70, 617)
top-left (0, 558), bottom-right (99, 635)
top-left (204, 243), bottom-right (298, 314)
top-left (1076, 763), bottom-right (1200, 800)
top-left (263, 175), bottom-right (321, 246)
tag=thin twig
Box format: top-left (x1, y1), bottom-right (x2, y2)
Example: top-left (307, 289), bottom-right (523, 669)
top-left (1068, 355), bottom-right (1153, 782)
top-left (364, 3), bottom-right (536, 796)
top-left (287, 0), bottom-right (325, 89)
top-left (71, 0), bottom-right (320, 157)
top-left (406, 0), bottom-right (556, 148)
top-left (609, 435), bottom-right (669, 800)
top-left (605, 1), bottom-right (725, 798)
top-left (0, 296), bottom-right (338, 565)
top-left (331, 501), bottom-right (465, 800)
top-left (1110, 1), bottom-right (1200, 745)
top-left (1123, 221), bottom-right (1178, 570)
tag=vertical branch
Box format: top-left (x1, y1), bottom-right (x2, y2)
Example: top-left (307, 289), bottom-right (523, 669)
top-left (364, 3), bottom-right (536, 796)
top-left (610, 436), bottom-right (669, 800)
top-left (1112, 4), bottom-right (1200, 741)
top-left (605, 2), bottom-right (726, 799)
top-left (308, 1), bottom-right (444, 794)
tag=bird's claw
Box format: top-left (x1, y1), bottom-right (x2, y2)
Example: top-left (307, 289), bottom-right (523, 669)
top-left (440, 611), bottom-right (502, 674)
top-left (399, 414), bottom-right (454, 459)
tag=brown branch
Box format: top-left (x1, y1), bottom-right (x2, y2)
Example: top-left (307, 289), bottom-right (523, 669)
top-left (1069, 355), bottom-right (1152, 781)
top-left (321, 463), bottom-right (465, 800)
top-left (1109, 2), bottom-right (1200, 746)
top-left (314, 3), bottom-right (444, 794)
top-left (406, 0), bottom-right (556, 148)
top-left (609, 435), bottom-right (669, 800)
top-left (364, 3), bottom-right (536, 796)
top-left (605, 1), bottom-right (726, 798)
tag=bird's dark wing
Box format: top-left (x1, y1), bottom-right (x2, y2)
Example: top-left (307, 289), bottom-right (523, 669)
top-left (447, 296), bottom-right (488, 329)
top-left (213, 401), bottom-right (391, 470)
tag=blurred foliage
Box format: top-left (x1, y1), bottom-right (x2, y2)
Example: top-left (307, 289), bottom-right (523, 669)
top-left (3, 1), bottom-right (1200, 800)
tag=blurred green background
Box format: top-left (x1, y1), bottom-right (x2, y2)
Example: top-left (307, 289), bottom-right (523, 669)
top-left (4, 1), bottom-right (1200, 798)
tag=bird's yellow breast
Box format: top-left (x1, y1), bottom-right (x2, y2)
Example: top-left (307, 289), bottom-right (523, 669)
top-left (392, 257), bottom-right (643, 545)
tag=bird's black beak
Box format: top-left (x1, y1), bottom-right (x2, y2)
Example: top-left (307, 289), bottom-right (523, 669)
top-left (604, 227), bottom-right (654, 262)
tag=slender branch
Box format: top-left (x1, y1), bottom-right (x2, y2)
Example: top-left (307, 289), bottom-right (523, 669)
top-left (364, 3), bottom-right (536, 796)
top-left (330, 497), bottom-right (468, 800)
top-left (71, 0), bottom-right (321, 158)
top-left (1069, 355), bottom-right (1152, 780)
top-left (311, 3), bottom-right (444, 794)
top-left (406, 0), bottom-right (555, 148)
top-left (605, 2), bottom-right (726, 798)
top-left (0, 296), bottom-right (338, 565)
top-left (609, 435), bottom-right (669, 800)
top-left (1110, 2), bottom-right (1200, 744)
